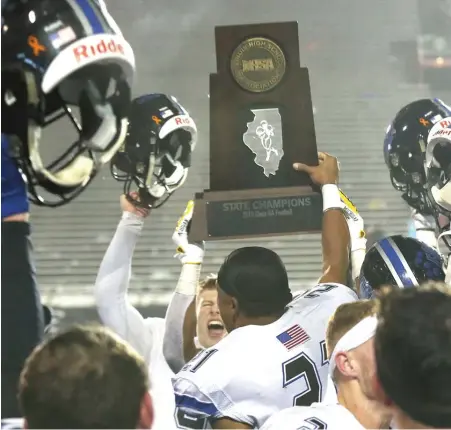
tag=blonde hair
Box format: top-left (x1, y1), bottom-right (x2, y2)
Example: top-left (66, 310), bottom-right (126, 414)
top-left (197, 273), bottom-right (217, 295)
top-left (326, 299), bottom-right (377, 359)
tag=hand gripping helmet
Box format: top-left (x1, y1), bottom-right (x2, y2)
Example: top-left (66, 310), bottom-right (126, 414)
top-left (383, 98), bottom-right (451, 214)
top-left (1, 0), bottom-right (135, 206)
top-left (110, 93), bottom-right (197, 208)
top-left (359, 235), bottom-right (445, 299)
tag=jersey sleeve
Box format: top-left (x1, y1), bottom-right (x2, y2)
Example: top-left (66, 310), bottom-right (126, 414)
top-left (94, 213), bottom-right (158, 363)
top-left (292, 283), bottom-right (357, 308)
top-left (162, 263), bottom-right (200, 373)
top-left (172, 348), bottom-right (256, 427)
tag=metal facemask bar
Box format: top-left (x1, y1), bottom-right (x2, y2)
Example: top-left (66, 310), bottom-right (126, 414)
top-left (124, 150), bottom-right (189, 209)
top-left (22, 69), bottom-right (128, 206)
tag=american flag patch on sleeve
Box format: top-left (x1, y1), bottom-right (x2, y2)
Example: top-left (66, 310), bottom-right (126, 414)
top-left (277, 324), bottom-right (310, 350)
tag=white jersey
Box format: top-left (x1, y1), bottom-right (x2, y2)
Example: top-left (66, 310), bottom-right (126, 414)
top-left (94, 216), bottom-right (179, 429)
top-left (172, 283), bottom-right (357, 428)
top-left (261, 403), bottom-right (364, 430)
top-left (140, 318), bottom-right (177, 429)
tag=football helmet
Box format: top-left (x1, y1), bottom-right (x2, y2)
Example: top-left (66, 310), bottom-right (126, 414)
top-left (425, 112), bottom-right (451, 248)
top-left (2, 0), bottom-right (135, 206)
top-left (384, 98), bottom-right (450, 214)
top-left (359, 235), bottom-right (445, 299)
top-left (111, 93), bottom-right (197, 208)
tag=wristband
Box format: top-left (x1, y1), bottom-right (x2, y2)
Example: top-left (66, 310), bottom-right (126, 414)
top-left (322, 184), bottom-right (342, 212)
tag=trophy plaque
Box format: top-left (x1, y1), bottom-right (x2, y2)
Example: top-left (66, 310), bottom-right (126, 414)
top-left (189, 21), bottom-right (322, 242)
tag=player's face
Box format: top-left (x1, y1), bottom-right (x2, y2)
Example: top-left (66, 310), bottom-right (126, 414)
top-left (355, 337), bottom-right (378, 399)
top-left (196, 288), bottom-right (227, 348)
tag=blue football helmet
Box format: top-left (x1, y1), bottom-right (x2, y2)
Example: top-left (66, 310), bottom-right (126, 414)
top-left (359, 235), bottom-right (445, 298)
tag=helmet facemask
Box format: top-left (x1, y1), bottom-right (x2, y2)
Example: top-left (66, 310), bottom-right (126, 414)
top-left (112, 128), bottom-right (193, 209)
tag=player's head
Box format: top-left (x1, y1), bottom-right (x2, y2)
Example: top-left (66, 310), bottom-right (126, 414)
top-left (19, 324), bottom-right (153, 429)
top-left (2, 0), bottom-right (135, 207)
top-left (372, 283), bottom-right (451, 429)
top-left (111, 93), bottom-right (197, 209)
top-left (384, 98), bottom-right (450, 214)
top-left (327, 300), bottom-right (378, 389)
top-left (359, 235), bottom-right (445, 299)
top-left (217, 247), bottom-right (293, 332)
top-left (327, 300), bottom-right (393, 427)
top-left (196, 274), bottom-right (227, 348)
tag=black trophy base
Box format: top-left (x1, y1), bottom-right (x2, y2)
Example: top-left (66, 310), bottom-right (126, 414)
top-left (188, 187), bottom-right (322, 242)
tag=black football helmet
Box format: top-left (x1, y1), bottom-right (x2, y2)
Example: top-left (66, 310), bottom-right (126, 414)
top-left (2, 0), bottom-right (135, 207)
top-left (111, 94), bottom-right (197, 208)
top-left (359, 235), bottom-right (445, 299)
top-left (384, 98), bottom-right (451, 214)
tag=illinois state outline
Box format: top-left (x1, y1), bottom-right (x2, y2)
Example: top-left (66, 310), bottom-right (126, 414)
top-left (242, 108), bottom-right (284, 177)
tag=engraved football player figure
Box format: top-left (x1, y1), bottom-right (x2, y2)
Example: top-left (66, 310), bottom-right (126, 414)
top-left (172, 152), bottom-right (359, 429)
top-left (256, 120), bottom-right (278, 161)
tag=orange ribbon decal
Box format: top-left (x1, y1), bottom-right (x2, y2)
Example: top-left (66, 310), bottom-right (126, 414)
top-left (28, 35), bottom-right (46, 56)
top-left (152, 115), bottom-right (162, 125)
top-left (419, 118), bottom-right (430, 127)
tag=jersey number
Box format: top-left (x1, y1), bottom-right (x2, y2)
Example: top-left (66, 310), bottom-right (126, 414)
top-left (303, 284), bottom-right (338, 299)
top-left (298, 417), bottom-right (327, 430)
top-left (282, 352), bottom-right (321, 406)
top-left (181, 349), bottom-right (218, 373)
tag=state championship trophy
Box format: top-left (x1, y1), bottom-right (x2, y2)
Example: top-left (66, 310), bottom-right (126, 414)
top-left (189, 22), bottom-right (323, 241)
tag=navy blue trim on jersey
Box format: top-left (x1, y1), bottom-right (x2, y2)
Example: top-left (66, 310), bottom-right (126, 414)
top-left (174, 393), bottom-right (219, 417)
top-left (74, 0), bottom-right (105, 34)
top-left (378, 238), bottom-right (416, 287)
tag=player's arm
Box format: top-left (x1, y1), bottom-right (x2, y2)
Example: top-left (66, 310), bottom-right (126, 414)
top-left (1, 135), bottom-right (44, 418)
top-left (339, 189), bottom-right (367, 288)
top-left (163, 201), bottom-right (204, 373)
top-left (211, 418), bottom-right (252, 429)
top-left (173, 353), bottom-right (257, 430)
top-left (94, 193), bottom-right (153, 360)
top-left (294, 152), bottom-right (350, 285)
top-left (411, 209), bottom-right (439, 250)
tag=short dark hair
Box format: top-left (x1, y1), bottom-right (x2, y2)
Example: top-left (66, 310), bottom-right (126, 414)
top-left (375, 283), bottom-right (451, 428)
top-left (19, 324), bottom-right (149, 429)
top-left (217, 246), bottom-right (293, 317)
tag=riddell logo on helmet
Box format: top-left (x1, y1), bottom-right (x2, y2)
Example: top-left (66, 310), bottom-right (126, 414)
top-left (439, 119), bottom-right (451, 128)
top-left (175, 117), bottom-right (192, 126)
top-left (73, 39), bottom-right (124, 62)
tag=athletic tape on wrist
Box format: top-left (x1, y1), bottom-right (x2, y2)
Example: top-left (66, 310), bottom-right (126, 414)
top-left (328, 315), bottom-right (378, 378)
top-left (322, 184), bottom-right (342, 213)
